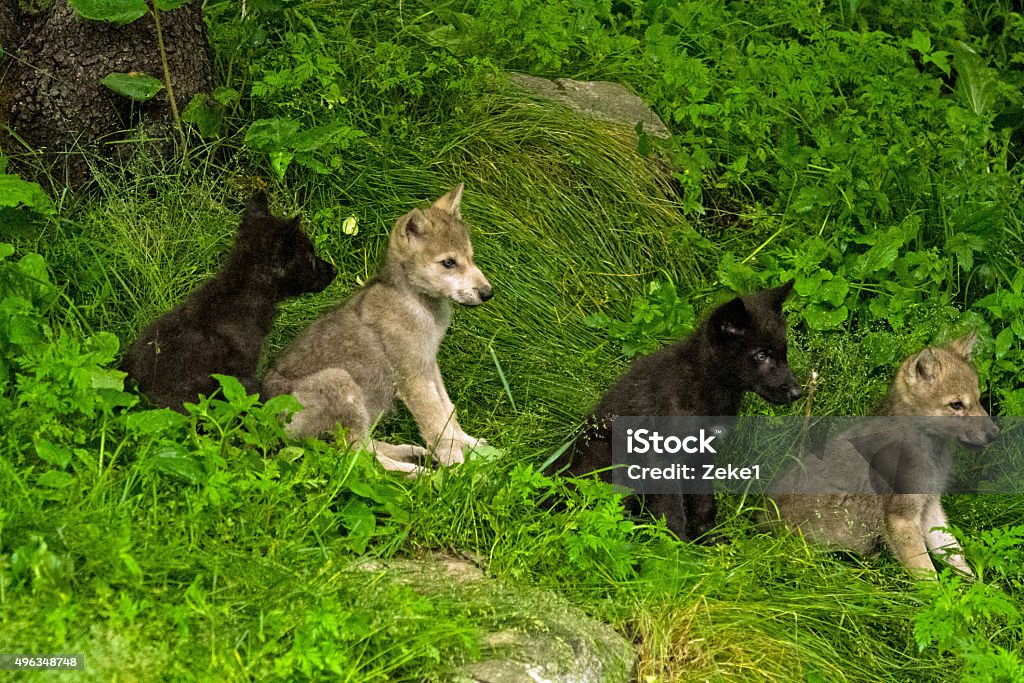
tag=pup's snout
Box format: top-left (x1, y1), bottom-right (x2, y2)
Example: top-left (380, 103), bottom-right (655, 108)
top-left (477, 286), bottom-right (493, 302)
top-left (788, 385), bottom-right (803, 400)
top-left (984, 421), bottom-right (1000, 444)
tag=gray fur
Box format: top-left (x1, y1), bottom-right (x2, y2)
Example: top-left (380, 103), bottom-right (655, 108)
top-left (265, 185), bottom-right (492, 474)
top-left (768, 332), bottom-right (999, 579)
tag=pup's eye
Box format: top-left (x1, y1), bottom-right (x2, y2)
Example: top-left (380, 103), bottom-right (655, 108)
top-left (753, 350), bottom-right (769, 363)
top-left (441, 258), bottom-right (457, 269)
top-left (949, 401), bottom-right (965, 411)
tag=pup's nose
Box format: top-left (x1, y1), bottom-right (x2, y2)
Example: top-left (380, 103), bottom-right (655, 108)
top-left (986, 422), bottom-right (1000, 443)
top-left (478, 286), bottom-right (493, 302)
top-left (788, 386), bottom-right (802, 400)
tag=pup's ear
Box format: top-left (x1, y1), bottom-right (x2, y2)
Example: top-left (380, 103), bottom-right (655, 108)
top-left (765, 278), bottom-right (796, 310)
top-left (244, 191), bottom-right (271, 219)
top-left (908, 348), bottom-right (940, 384)
top-left (709, 296), bottom-right (752, 341)
top-left (944, 330), bottom-right (978, 359)
top-left (432, 183), bottom-right (465, 217)
top-left (402, 208), bottom-right (429, 241)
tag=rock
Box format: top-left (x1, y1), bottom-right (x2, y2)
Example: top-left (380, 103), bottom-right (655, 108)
top-left (508, 73), bottom-right (671, 140)
top-left (356, 553), bottom-right (636, 683)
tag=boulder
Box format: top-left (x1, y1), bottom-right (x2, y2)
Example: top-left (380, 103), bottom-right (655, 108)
top-left (508, 73), bottom-right (671, 140)
top-left (357, 553), bottom-right (635, 683)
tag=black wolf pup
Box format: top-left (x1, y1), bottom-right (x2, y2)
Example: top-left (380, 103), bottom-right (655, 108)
top-left (564, 280), bottom-right (801, 542)
top-left (122, 193), bottom-right (337, 412)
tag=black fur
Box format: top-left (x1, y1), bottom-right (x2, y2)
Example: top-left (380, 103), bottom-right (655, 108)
top-left (121, 193), bottom-right (337, 411)
top-left (562, 280), bottom-right (801, 541)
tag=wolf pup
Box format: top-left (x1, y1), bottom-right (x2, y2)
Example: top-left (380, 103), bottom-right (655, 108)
top-left (769, 333), bottom-right (998, 579)
top-left (563, 280), bottom-right (801, 542)
top-left (122, 193), bottom-right (337, 412)
top-left (264, 184), bottom-right (492, 475)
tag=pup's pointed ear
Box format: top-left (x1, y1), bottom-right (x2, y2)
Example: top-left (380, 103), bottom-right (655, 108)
top-left (244, 191), bottom-right (270, 219)
top-left (945, 330), bottom-right (978, 359)
top-left (908, 348), bottom-right (940, 384)
top-left (766, 278), bottom-right (796, 310)
top-left (709, 296), bottom-right (752, 341)
top-left (432, 183), bottom-right (465, 217)
top-left (402, 208), bottom-right (429, 241)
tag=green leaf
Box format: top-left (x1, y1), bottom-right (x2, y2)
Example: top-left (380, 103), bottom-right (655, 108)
top-left (211, 373), bottom-right (248, 403)
top-left (0, 175), bottom-right (55, 215)
top-left (213, 86), bottom-right (240, 106)
top-left (270, 151), bottom-right (294, 181)
top-left (148, 447), bottom-right (203, 484)
top-left (68, 0), bottom-right (147, 24)
top-left (152, 0), bottom-right (182, 9)
top-left (908, 30), bottom-right (932, 55)
top-left (126, 409), bottom-right (188, 436)
top-left (803, 304), bottom-right (849, 330)
top-left (101, 72), bottom-right (165, 102)
top-left (181, 94), bottom-right (223, 138)
top-left (339, 499), bottom-right (376, 554)
top-left (37, 470), bottom-right (75, 488)
top-left (35, 439), bottom-right (72, 468)
top-left (995, 327), bottom-right (1014, 358)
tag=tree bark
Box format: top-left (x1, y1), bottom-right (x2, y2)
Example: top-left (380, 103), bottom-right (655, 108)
top-left (0, 0), bottom-right (212, 186)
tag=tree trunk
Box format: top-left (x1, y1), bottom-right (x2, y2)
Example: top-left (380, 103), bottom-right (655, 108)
top-left (0, 0), bottom-right (212, 186)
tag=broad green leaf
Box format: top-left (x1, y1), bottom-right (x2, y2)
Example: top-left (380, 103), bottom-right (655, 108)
top-left (803, 304), bottom-right (849, 331)
top-left (35, 439), bottom-right (72, 468)
top-left (338, 499), bottom-right (376, 554)
top-left (211, 373), bottom-right (248, 403)
top-left (995, 328), bottom-right (1014, 358)
top-left (181, 94), bottom-right (223, 138)
top-left (37, 470), bottom-right (76, 488)
top-left (101, 72), bottom-right (165, 102)
top-left (127, 409), bottom-right (188, 436)
top-left (0, 175), bottom-right (55, 215)
top-left (908, 30), bottom-right (932, 55)
top-left (0, 243), bottom-right (13, 259)
top-left (270, 151), bottom-right (293, 181)
top-left (88, 367), bottom-right (126, 390)
top-left (68, 0), bottom-right (147, 24)
top-left (152, 0), bottom-right (183, 9)
top-left (149, 447), bottom-right (203, 484)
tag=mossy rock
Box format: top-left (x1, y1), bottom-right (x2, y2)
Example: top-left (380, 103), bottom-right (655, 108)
top-left (357, 554), bottom-right (636, 683)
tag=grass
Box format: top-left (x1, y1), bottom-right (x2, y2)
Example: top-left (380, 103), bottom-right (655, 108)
top-left (3, 0), bottom-right (1024, 680)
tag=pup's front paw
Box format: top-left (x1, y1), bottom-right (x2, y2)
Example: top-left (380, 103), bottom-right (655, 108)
top-left (459, 433), bottom-right (487, 451)
top-left (432, 437), bottom-right (466, 467)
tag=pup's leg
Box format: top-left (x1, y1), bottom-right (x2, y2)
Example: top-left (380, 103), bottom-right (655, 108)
top-left (286, 368), bottom-right (426, 475)
top-left (398, 363), bottom-right (469, 466)
top-left (922, 495), bottom-right (974, 578)
top-left (884, 495), bottom-right (936, 579)
top-left (430, 363), bottom-right (486, 452)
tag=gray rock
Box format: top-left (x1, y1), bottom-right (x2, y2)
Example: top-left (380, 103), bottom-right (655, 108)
top-left (356, 553), bottom-right (635, 683)
top-left (508, 73), bottom-right (671, 139)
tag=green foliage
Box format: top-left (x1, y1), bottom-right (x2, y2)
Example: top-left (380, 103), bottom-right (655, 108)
top-left (0, 171), bottom-right (54, 217)
top-left (914, 526), bottom-right (1024, 682)
top-left (101, 72), bottom-right (165, 102)
top-left (584, 279), bottom-right (695, 358)
top-left (244, 118), bottom-right (364, 180)
top-left (6, 0), bottom-right (1024, 680)
top-left (67, 0), bottom-right (147, 24)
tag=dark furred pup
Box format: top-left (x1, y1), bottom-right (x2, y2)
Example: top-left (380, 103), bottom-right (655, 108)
top-left (122, 193), bottom-right (336, 411)
top-left (564, 280), bottom-right (801, 541)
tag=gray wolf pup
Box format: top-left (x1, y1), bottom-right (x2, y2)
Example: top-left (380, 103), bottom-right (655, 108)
top-left (122, 193), bottom-right (337, 412)
top-left (264, 184), bottom-right (492, 474)
top-left (561, 281), bottom-right (802, 542)
top-left (769, 332), bottom-right (999, 579)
